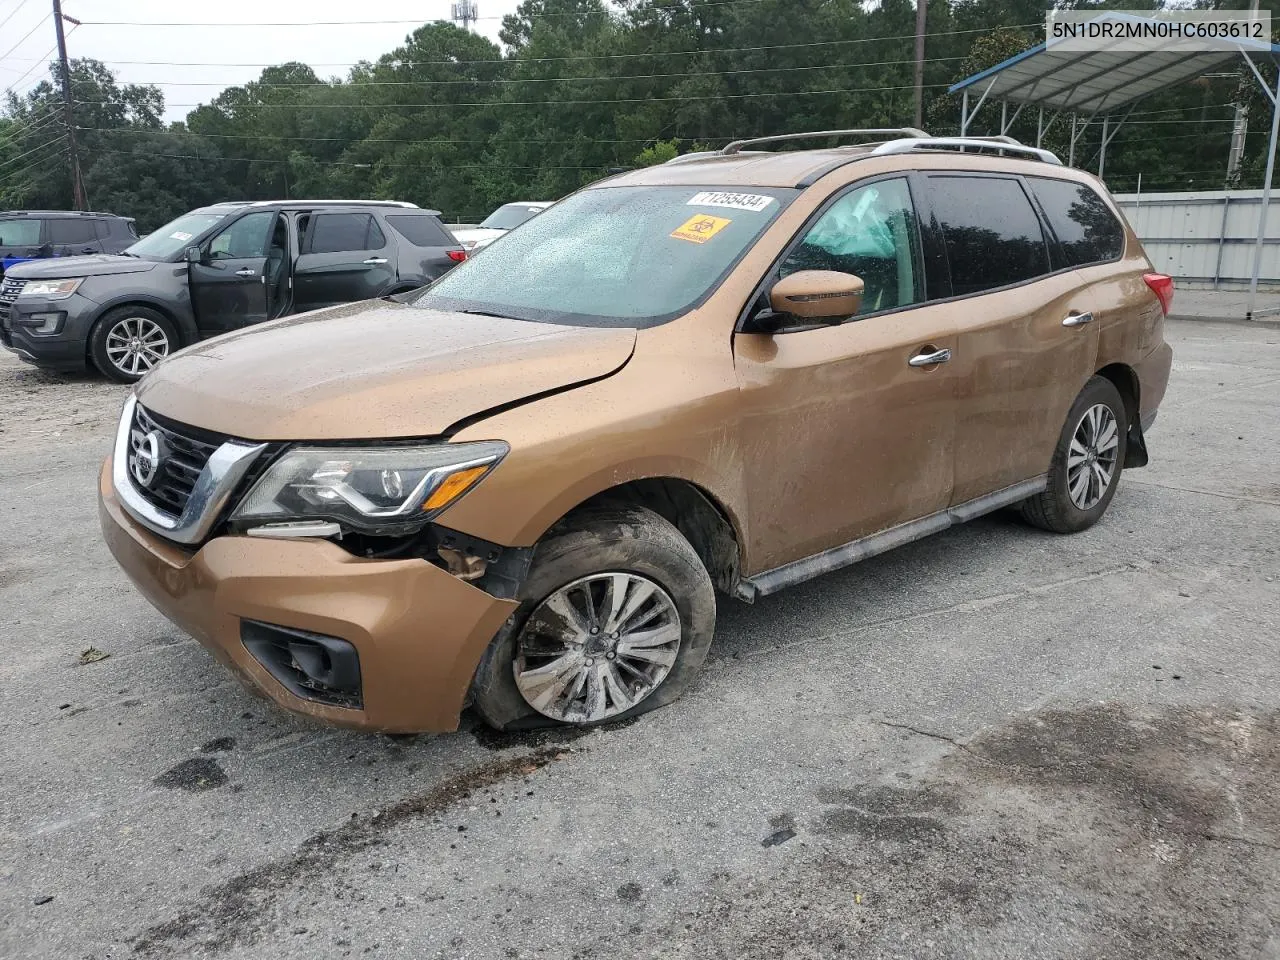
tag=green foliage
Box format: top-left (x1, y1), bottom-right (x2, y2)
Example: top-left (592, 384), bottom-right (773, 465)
top-left (3, 1), bottom-right (1275, 224)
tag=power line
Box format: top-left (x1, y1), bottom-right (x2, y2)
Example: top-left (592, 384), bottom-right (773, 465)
top-left (0, 10), bottom-right (50, 62)
top-left (0, 130), bottom-right (64, 171)
top-left (77, 0), bottom-right (846, 28)
top-left (0, 142), bottom-right (67, 189)
top-left (74, 55), bottom-right (971, 89)
top-left (81, 126), bottom-right (723, 145)
top-left (21, 23), bottom-right (1037, 67)
top-left (0, 0), bottom-right (34, 31)
top-left (3, 40), bottom-right (59, 96)
top-left (80, 80), bottom-right (955, 110)
top-left (93, 147), bottom-right (611, 170)
top-left (0, 110), bottom-right (61, 143)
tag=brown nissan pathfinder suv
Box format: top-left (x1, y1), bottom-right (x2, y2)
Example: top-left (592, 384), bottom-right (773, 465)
top-left (99, 130), bottom-right (1174, 733)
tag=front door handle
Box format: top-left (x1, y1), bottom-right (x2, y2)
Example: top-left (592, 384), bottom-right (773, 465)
top-left (908, 347), bottom-right (952, 367)
top-left (1062, 311), bottom-right (1094, 327)
top-left (363, 257), bottom-right (388, 265)
top-left (235, 267), bottom-right (257, 277)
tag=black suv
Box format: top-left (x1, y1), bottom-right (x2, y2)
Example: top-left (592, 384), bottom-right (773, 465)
top-left (0, 200), bottom-right (465, 382)
top-left (0, 210), bottom-right (137, 276)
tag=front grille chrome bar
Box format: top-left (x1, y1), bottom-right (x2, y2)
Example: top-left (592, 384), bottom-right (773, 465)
top-left (112, 394), bottom-right (267, 545)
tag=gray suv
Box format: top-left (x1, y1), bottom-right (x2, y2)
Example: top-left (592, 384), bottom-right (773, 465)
top-left (0, 200), bottom-right (466, 382)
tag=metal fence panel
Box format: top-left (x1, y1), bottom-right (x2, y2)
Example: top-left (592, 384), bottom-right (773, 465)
top-left (1111, 189), bottom-right (1280, 289)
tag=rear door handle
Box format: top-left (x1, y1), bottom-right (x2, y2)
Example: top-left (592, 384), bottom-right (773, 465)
top-left (363, 257), bottom-right (388, 265)
top-left (235, 267), bottom-right (257, 277)
top-left (908, 347), bottom-right (951, 367)
top-left (1062, 311), bottom-right (1094, 327)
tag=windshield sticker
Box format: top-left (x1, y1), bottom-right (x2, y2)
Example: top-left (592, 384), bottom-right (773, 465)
top-left (168, 231), bottom-right (193, 241)
top-left (671, 214), bottom-right (732, 244)
top-left (687, 191), bottom-right (775, 213)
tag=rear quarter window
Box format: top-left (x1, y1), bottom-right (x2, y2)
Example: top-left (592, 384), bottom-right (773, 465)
top-left (47, 218), bottom-right (97, 245)
top-left (1028, 177), bottom-right (1125, 266)
top-left (927, 176), bottom-right (1051, 297)
top-left (385, 214), bottom-right (455, 247)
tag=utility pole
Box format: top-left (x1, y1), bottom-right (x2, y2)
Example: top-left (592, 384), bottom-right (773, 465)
top-left (51, 0), bottom-right (86, 211)
top-left (913, 0), bottom-right (927, 129)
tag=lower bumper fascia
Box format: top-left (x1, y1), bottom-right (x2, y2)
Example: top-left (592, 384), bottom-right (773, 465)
top-left (98, 461), bottom-right (518, 733)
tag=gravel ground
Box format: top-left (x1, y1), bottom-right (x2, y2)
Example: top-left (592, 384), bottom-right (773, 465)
top-left (1, 320), bottom-right (1278, 960)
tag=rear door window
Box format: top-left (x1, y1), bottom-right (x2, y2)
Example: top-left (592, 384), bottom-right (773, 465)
top-left (308, 213), bottom-right (386, 253)
top-left (385, 214), bottom-right (454, 247)
top-left (1028, 177), bottom-right (1125, 266)
top-left (927, 176), bottom-right (1051, 297)
top-left (47, 218), bottom-right (98, 245)
top-left (0, 218), bottom-right (41, 246)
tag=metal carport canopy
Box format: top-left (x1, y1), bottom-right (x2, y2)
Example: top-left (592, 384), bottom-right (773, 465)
top-left (948, 32), bottom-right (1280, 319)
top-left (949, 43), bottom-right (1246, 117)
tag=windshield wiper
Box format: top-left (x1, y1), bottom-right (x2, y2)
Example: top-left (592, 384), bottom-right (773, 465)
top-left (460, 308), bottom-right (521, 321)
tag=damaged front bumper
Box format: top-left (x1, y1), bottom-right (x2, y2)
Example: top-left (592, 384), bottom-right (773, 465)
top-left (99, 457), bottom-right (519, 733)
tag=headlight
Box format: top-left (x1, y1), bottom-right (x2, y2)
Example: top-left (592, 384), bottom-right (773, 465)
top-left (231, 441), bottom-right (508, 533)
top-left (18, 278), bottom-right (83, 300)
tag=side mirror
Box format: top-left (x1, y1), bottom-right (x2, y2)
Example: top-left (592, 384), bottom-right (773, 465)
top-left (769, 270), bottom-right (864, 324)
top-left (185, 245), bottom-right (202, 264)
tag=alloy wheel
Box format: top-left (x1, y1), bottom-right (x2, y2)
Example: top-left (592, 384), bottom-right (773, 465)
top-left (1067, 402), bottom-right (1119, 510)
top-left (104, 316), bottom-right (170, 377)
top-left (514, 572), bottom-right (681, 723)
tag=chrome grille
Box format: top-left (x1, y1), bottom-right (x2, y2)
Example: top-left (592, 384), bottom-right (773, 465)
top-left (130, 404), bottom-right (223, 516)
top-left (0, 277), bottom-right (25, 330)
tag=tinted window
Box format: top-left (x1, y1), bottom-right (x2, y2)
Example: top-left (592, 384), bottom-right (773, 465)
top-left (308, 213), bottom-right (386, 254)
top-left (780, 177), bottom-right (920, 315)
top-left (0, 218), bottom-right (42, 246)
top-left (208, 211), bottom-right (275, 259)
top-left (46, 218), bottom-right (97, 245)
top-left (386, 214), bottom-right (453, 247)
top-left (1029, 177), bottom-right (1124, 266)
top-left (420, 185), bottom-right (794, 327)
top-left (929, 177), bottom-right (1050, 296)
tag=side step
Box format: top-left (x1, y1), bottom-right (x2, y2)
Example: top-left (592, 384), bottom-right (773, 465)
top-left (735, 475), bottom-right (1048, 602)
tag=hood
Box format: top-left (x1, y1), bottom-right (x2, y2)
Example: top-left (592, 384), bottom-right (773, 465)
top-left (135, 300), bottom-right (636, 440)
top-left (7, 254), bottom-right (156, 279)
top-left (453, 228), bottom-right (504, 247)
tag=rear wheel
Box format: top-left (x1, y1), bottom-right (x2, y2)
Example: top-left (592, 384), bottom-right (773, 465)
top-left (89, 306), bottom-right (177, 383)
top-left (1021, 376), bottom-right (1127, 534)
top-left (471, 506), bottom-right (716, 731)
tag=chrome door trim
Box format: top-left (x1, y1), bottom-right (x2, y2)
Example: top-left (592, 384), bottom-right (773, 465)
top-left (111, 394), bottom-right (267, 545)
top-left (736, 475), bottom-right (1048, 601)
top-left (1062, 312), bottom-right (1094, 327)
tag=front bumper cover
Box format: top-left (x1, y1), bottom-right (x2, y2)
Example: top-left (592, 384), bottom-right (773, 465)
top-left (99, 457), bottom-right (518, 733)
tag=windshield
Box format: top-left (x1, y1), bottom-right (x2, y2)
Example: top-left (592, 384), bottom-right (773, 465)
top-left (125, 212), bottom-right (228, 260)
top-left (478, 203), bottom-right (547, 231)
top-left (419, 186), bottom-right (794, 327)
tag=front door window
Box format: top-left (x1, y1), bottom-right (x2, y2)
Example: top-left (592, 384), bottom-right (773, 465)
top-left (779, 178), bottom-right (922, 316)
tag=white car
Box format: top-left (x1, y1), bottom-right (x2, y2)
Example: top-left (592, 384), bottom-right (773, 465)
top-left (453, 201), bottom-right (553, 252)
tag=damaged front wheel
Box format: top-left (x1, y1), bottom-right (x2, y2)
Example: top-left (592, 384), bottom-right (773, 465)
top-left (470, 506), bottom-right (716, 731)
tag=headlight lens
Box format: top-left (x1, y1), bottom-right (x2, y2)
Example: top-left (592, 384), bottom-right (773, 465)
top-left (18, 278), bottom-right (83, 300)
top-left (231, 441), bottom-right (508, 532)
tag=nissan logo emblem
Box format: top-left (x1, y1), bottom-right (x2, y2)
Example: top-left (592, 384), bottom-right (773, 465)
top-left (129, 430), bottom-right (164, 489)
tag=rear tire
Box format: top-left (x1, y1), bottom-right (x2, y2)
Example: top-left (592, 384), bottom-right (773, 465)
top-left (471, 506), bottom-right (716, 731)
top-left (89, 306), bottom-right (178, 383)
top-left (1021, 376), bottom-right (1128, 534)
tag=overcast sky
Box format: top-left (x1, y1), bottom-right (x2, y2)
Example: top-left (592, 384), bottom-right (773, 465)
top-left (0, 0), bottom-right (523, 120)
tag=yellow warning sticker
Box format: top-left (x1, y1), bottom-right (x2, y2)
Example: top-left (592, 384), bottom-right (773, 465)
top-left (670, 214), bottom-right (732, 244)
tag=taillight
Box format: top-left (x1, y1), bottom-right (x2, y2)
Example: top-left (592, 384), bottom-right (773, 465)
top-left (447, 249), bottom-right (467, 263)
top-left (1143, 273), bottom-right (1174, 316)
